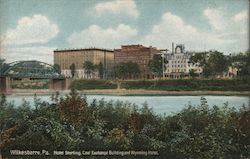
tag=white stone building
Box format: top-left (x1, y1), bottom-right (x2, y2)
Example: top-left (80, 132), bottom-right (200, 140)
top-left (163, 44), bottom-right (202, 79)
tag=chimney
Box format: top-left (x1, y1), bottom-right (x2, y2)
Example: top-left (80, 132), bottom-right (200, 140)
top-left (172, 42), bottom-right (174, 54)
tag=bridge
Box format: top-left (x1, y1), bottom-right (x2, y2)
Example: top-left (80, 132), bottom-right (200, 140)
top-left (0, 60), bottom-right (71, 94)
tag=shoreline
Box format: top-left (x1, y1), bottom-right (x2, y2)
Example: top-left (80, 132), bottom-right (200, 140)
top-left (9, 89), bottom-right (250, 96)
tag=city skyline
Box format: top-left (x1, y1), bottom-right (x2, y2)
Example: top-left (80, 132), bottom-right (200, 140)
top-left (0, 0), bottom-right (249, 64)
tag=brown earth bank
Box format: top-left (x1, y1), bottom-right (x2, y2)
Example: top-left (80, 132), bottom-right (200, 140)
top-left (10, 89), bottom-right (250, 96)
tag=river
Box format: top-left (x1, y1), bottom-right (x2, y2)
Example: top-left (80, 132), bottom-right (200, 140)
top-left (6, 94), bottom-right (250, 115)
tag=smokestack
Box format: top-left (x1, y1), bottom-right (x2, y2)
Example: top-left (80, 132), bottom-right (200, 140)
top-left (172, 42), bottom-right (174, 54)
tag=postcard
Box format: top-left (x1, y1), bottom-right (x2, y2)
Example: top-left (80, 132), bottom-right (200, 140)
top-left (0, 0), bottom-right (249, 158)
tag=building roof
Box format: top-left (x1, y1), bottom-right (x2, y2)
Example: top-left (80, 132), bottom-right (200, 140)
top-left (54, 47), bottom-right (114, 52)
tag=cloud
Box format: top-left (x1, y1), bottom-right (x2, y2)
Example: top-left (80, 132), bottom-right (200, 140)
top-left (203, 8), bottom-right (228, 31)
top-left (1, 15), bottom-right (59, 45)
top-left (141, 9), bottom-right (248, 53)
top-left (204, 8), bottom-right (248, 35)
top-left (67, 24), bottom-right (137, 48)
top-left (95, 0), bottom-right (139, 18)
top-left (0, 46), bottom-right (55, 64)
top-left (231, 9), bottom-right (249, 35)
top-left (233, 9), bottom-right (248, 22)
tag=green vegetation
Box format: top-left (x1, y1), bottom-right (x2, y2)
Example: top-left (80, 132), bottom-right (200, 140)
top-left (97, 62), bottom-right (104, 79)
top-left (115, 61), bottom-right (140, 79)
top-left (53, 64), bottom-right (61, 74)
top-left (70, 80), bottom-right (117, 90)
top-left (190, 51), bottom-right (229, 77)
top-left (11, 80), bottom-right (49, 89)
top-left (70, 78), bottom-right (250, 91)
top-left (230, 51), bottom-right (250, 77)
top-left (148, 54), bottom-right (164, 78)
top-left (70, 63), bottom-right (76, 78)
top-left (1, 91), bottom-right (249, 158)
top-left (83, 61), bottom-right (96, 79)
top-left (121, 79), bottom-right (250, 91)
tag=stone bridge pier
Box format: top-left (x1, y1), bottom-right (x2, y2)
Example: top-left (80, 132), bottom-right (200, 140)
top-left (0, 77), bottom-right (12, 94)
top-left (49, 78), bottom-right (72, 91)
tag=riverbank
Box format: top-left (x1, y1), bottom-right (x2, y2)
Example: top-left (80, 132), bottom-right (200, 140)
top-left (11, 89), bottom-right (250, 96)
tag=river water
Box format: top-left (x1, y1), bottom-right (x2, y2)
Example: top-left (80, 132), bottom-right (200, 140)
top-left (6, 94), bottom-right (250, 115)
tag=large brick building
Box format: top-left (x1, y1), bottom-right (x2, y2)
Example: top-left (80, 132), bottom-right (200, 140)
top-left (54, 48), bottom-right (114, 79)
top-left (114, 45), bottom-right (158, 79)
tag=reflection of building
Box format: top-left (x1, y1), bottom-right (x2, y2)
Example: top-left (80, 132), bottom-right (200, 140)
top-left (164, 44), bottom-right (202, 79)
top-left (54, 48), bottom-right (114, 79)
top-left (114, 45), bottom-right (158, 79)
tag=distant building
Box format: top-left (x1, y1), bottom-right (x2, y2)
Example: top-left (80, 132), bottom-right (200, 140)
top-left (114, 45), bottom-right (158, 79)
top-left (54, 48), bottom-right (114, 79)
top-left (164, 44), bottom-right (202, 79)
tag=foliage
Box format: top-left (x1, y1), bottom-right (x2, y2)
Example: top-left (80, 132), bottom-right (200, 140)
top-left (207, 51), bottom-right (229, 76)
top-left (69, 63), bottom-right (76, 78)
top-left (189, 52), bottom-right (207, 67)
top-left (11, 79), bottom-right (49, 89)
top-left (148, 54), bottom-right (163, 78)
top-left (83, 61), bottom-right (96, 79)
top-left (97, 62), bottom-right (104, 79)
top-left (121, 79), bottom-right (250, 91)
top-left (70, 80), bottom-right (117, 90)
top-left (58, 89), bottom-right (87, 126)
top-left (190, 51), bottom-right (229, 77)
top-left (230, 51), bottom-right (250, 77)
top-left (1, 92), bottom-right (250, 158)
top-left (115, 61), bottom-right (140, 79)
top-left (189, 69), bottom-right (198, 78)
top-left (53, 64), bottom-right (61, 74)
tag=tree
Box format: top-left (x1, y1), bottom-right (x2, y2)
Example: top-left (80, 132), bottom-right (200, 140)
top-left (190, 51), bottom-right (229, 78)
top-left (241, 51), bottom-right (250, 76)
top-left (231, 51), bottom-right (250, 77)
top-left (83, 61), bottom-right (96, 79)
top-left (127, 61), bottom-right (140, 79)
top-left (115, 62), bottom-right (140, 79)
top-left (148, 54), bottom-right (163, 78)
top-left (53, 64), bottom-right (61, 74)
top-left (69, 63), bottom-right (76, 78)
top-left (59, 89), bottom-right (87, 126)
top-left (189, 69), bottom-right (198, 78)
top-left (207, 51), bottom-right (229, 77)
top-left (97, 62), bottom-right (104, 79)
top-left (189, 52), bottom-right (207, 67)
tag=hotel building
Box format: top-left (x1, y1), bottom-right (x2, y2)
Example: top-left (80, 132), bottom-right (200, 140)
top-left (114, 45), bottom-right (158, 79)
top-left (164, 44), bottom-right (202, 79)
top-left (54, 48), bottom-right (114, 79)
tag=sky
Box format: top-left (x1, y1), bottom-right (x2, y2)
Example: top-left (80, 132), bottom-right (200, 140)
top-left (0, 0), bottom-right (249, 64)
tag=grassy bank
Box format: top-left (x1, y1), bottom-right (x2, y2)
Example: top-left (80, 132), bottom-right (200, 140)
top-left (70, 79), bottom-right (117, 90)
top-left (71, 78), bottom-right (250, 91)
top-left (121, 79), bottom-right (250, 91)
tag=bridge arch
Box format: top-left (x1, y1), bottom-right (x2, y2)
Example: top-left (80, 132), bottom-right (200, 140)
top-left (0, 60), bottom-right (71, 94)
top-left (2, 60), bottom-right (63, 79)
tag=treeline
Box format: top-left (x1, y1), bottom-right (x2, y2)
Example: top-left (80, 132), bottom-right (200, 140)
top-left (1, 90), bottom-right (249, 158)
top-left (148, 51), bottom-right (250, 78)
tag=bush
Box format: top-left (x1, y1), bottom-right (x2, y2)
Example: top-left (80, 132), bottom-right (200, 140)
top-left (1, 92), bottom-right (250, 158)
top-left (70, 80), bottom-right (117, 90)
top-left (121, 79), bottom-right (250, 91)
